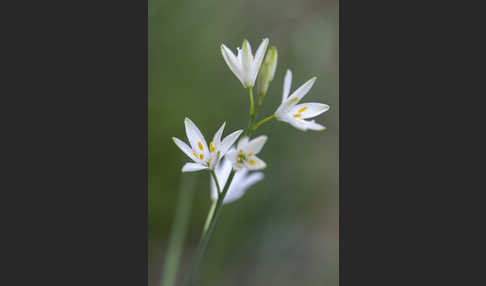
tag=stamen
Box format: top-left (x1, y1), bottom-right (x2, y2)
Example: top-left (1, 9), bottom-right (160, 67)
top-left (298, 106), bottom-right (308, 113)
top-left (209, 142), bottom-right (215, 152)
top-left (247, 152), bottom-right (254, 157)
top-left (198, 141), bottom-right (203, 151)
top-left (293, 114), bottom-right (301, 118)
top-left (249, 159), bottom-right (256, 165)
top-left (193, 152), bottom-right (198, 158)
top-left (199, 154), bottom-right (204, 160)
top-left (237, 153), bottom-right (246, 163)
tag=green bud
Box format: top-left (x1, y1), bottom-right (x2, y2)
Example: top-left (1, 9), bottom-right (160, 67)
top-left (256, 46), bottom-right (278, 96)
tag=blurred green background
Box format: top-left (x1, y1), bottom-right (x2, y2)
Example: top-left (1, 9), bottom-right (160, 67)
top-left (149, 0), bottom-right (338, 285)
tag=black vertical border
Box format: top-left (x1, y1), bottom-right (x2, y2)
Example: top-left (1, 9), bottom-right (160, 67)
top-left (2, 0), bottom-right (148, 284)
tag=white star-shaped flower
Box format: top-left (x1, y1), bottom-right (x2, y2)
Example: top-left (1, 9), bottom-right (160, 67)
top-left (172, 118), bottom-right (243, 172)
top-left (221, 38), bottom-right (269, 88)
top-left (226, 135), bottom-right (267, 170)
top-left (274, 69), bottom-right (329, 131)
top-left (210, 158), bottom-right (264, 204)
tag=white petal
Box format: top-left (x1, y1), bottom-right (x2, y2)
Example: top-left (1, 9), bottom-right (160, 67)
top-left (241, 39), bottom-right (252, 85)
top-left (246, 156), bottom-right (266, 170)
top-left (237, 47), bottom-right (243, 65)
top-left (236, 137), bottom-right (249, 151)
top-left (221, 44), bottom-right (245, 86)
top-left (288, 117), bottom-right (326, 131)
top-left (219, 129), bottom-right (243, 155)
top-left (212, 121), bottom-right (226, 147)
top-left (304, 120), bottom-right (326, 131)
top-left (242, 135), bottom-right (267, 155)
top-left (172, 137), bottom-right (199, 162)
top-left (282, 69), bottom-right (292, 102)
top-left (225, 148), bottom-right (238, 164)
top-left (287, 117), bottom-right (309, 131)
top-left (275, 96), bottom-right (299, 118)
top-left (182, 162), bottom-right (208, 172)
top-left (288, 77), bottom-right (316, 102)
top-left (250, 38), bottom-right (269, 85)
top-left (184, 117), bottom-right (209, 159)
top-left (290, 103), bottom-right (330, 119)
top-left (235, 172), bottom-right (264, 198)
top-left (222, 169), bottom-right (247, 204)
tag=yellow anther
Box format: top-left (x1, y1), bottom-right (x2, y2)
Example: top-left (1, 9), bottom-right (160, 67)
top-left (209, 142), bottom-right (215, 152)
top-left (193, 152), bottom-right (198, 158)
top-left (238, 149), bottom-right (243, 154)
top-left (198, 141), bottom-right (203, 151)
top-left (247, 152), bottom-right (254, 157)
top-left (298, 106), bottom-right (308, 113)
top-left (293, 113), bottom-right (301, 118)
top-left (199, 154), bottom-right (204, 160)
top-left (249, 159), bottom-right (256, 165)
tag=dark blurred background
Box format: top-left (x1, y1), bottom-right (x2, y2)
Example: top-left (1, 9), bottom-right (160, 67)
top-left (149, 0), bottom-right (338, 285)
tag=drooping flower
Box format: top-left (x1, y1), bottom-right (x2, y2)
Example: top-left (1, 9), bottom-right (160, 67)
top-left (210, 158), bottom-right (264, 204)
top-left (274, 69), bottom-right (329, 131)
top-left (226, 135), bottom-right (267, 170)
top-left (221, 38), bottom-right (269, 88)
top-left (172, 118), bottom-right (243, 172)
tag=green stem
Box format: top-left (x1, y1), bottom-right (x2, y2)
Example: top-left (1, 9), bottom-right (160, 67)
top-left (160, 174), bottom-right (197, 286)
top-left (184, 171), bottom-right (236, 286)
top-left (252, 114), bottom-right (276, 132)
top-left (246, 88), bottom-right (257, 137)
top-left (202, 171), bottom-right (220, 237)
top-left (248, 87), bottom-right (255, 119)
top-left (210, 170), bottom-right (221, 195)
top-left (201, 199), bottom-right (217, 237)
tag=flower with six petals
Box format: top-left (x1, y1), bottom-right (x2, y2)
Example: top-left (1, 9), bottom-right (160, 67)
top-left (226, 135), bottom-right (267, 170)
top-left (172, 118), bottom-right (243, 172)
top-left (221, 38), bottom-right (269, 88)
top-left (274, 69), bottom-right (329, 131)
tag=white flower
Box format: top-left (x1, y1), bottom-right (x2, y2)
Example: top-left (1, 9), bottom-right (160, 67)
top-left (210, 158), bottom-right (264, 204)
top-left (172, 118), bottom-right (243, 172)
top-left (221, 38), bottom-right (269, 88)
top-left (226, 135), bottom-right (267, 170)
top-left (274, 69), bottom-right (329, 131)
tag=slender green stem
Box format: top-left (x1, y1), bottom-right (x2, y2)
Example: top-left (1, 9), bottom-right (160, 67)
top-left (246, 87), bottom-right (257, 137)
top-left (160, 175), bottom-right (197, 286)
top-left (252, 114), bottom-right (276, 132)
top-left (202, 171), bottom-right (221, 236)
top-left (201, 199), bottom-right (217, 237)
top-left (210, 170), bottom-right (221, 195)
top-left (248, 87), bottom-right (255, 119)
top-left (184, 171), bottom-right (236, 286)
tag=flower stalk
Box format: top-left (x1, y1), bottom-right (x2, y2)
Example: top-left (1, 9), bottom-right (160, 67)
top-left (248, 87), bottom-right (255, 120)
top-left (252, 114), bottom-right (276, 132)
top-left (184, 171), bottom-right (236, 286)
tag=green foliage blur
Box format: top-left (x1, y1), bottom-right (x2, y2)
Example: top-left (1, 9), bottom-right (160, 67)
top-left (149, 0), bottom-right (338, 285)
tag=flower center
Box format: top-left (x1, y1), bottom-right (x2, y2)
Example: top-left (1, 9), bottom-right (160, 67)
top-left (237, 149), bottom-right (255, 166)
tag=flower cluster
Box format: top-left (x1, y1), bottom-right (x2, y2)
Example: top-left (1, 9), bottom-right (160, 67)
top-left (173, 38), bottom-right (329, 204)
